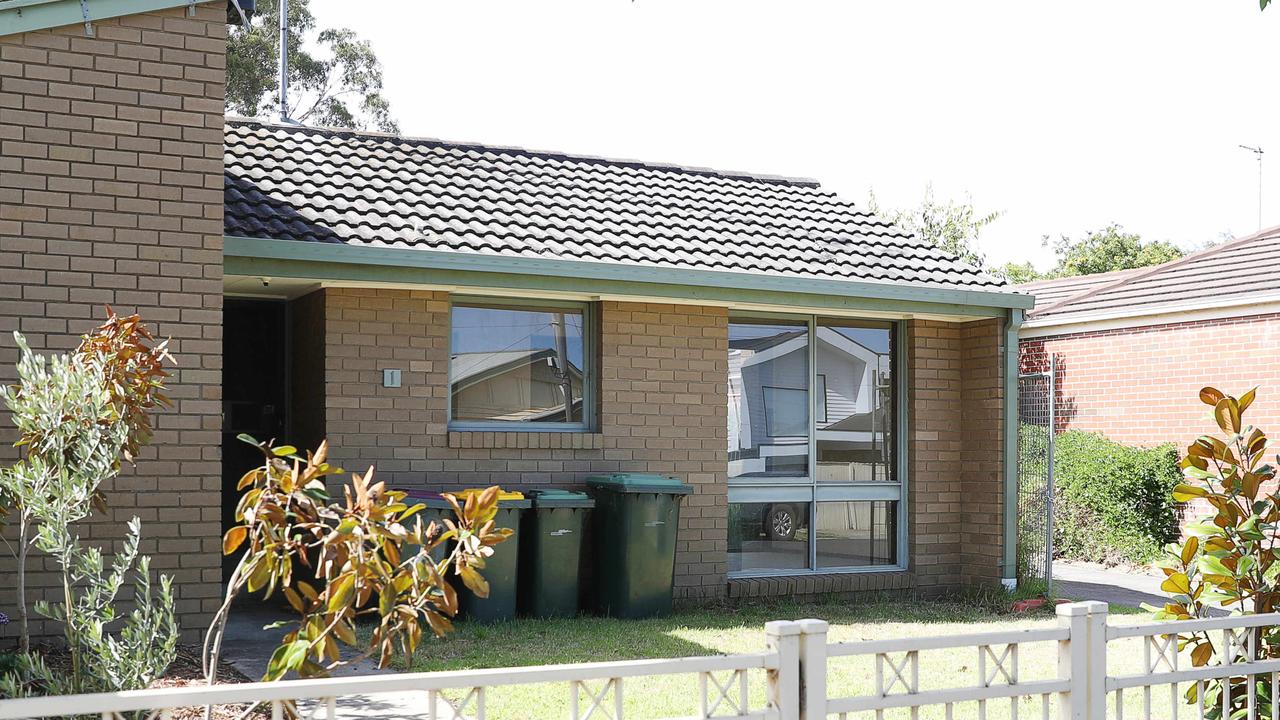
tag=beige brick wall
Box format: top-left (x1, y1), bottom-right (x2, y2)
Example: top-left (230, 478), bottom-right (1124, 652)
top-left (314, 289), bottom-right (1009, 601)
top-left (316, 288), bottom-right (729, 601)
top-left (907, 318), bottom-right (1006, 594)
top-left (959, 318), bottom-right (1005, 586)
top-left (0, 4), bottom-right (225, 641)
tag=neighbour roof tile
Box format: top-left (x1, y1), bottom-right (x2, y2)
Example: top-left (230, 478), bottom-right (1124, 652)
top-left (224, 119), bottom-right (1010, 293)
top-left (1018, 225), bottom-right (1280, 323)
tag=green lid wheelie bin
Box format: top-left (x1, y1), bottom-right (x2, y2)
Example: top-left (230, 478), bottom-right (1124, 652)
top-left (519, 489), bottom-right (595, 618)
top-left (586, 474), bottom-right (693, 618)
top-left (455, 490), bottom-right (530, 623)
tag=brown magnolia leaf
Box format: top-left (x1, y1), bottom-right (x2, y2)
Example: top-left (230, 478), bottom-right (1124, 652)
top-left (1215, 397), bottom-right (1242, 435)
top-left (283, 586), bottom-right (306, 614)
top-left (327, 573), bottom-right (356, 612)
top-left (458, 564), bottom-right (490, 597)
top-left (1200, 387), bottom-right (1226, 406)
top-left (1181, 536), bottom-right (1199, 566)
top-left (1240, 387), bottom-right (1258, 414)
top-left (1191, 642), bottom-right (1213, 667)
top-left (423, 609), bottom-right (454, 637)
top-left (1243, 473), bottom-right (1263, 499)
top-left (222, 525), bottom-right (248, 556)
top-left (1161, 572), bottom-right (1192, 595)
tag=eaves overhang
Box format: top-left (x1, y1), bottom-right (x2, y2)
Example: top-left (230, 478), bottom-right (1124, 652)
top-left (224, 235), bottom-right (1036, 318)
top-left (0, 0), bottom-right (201, 36)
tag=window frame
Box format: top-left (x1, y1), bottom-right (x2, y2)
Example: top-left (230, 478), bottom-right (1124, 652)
top-left (727, 312), bottom-right (909, 578)
top-left (446, 295), bottom-right (598, 433)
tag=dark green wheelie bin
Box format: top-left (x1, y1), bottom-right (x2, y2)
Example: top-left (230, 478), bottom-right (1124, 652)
top-left (456, 491), bottom-right (530, 623)
top-left (519, 489), bottom-right (594, 618)
top-left (586, 474), bottom-right (693, 618)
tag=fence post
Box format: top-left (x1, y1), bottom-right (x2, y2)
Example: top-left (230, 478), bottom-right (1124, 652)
top-left (765, 620), bottom-right (802, 720)
top-left (1057, 601), bottom-right (1108, 720)
top-left (797, 619), bottom-right (828, 720)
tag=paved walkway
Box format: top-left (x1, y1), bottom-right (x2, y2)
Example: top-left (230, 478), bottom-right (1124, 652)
top-left (219, 602), bottom-right (456, 719)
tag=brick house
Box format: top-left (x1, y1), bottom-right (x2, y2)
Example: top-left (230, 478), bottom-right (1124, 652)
top-left (1017, 225), bottom-right (1280, 450)
top-left (2, 0), bottom-right (1033, 640)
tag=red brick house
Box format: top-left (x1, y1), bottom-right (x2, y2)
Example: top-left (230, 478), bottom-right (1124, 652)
top-left (2, 0), bottom-right (1035, 640)
top-left (1017, 225), bottom-right (1280, 449)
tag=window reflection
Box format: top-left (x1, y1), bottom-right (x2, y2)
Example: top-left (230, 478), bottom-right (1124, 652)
top-left (728, 320), bottom-right (809, 479)
top-left (816, 501), bottom-right (897, 567)
top-left (815, 322), bottom-right (893, 483)
top-left (450, 303), bottom-right (585, 424)
top-left (728, 501), bottom-right (810, 573)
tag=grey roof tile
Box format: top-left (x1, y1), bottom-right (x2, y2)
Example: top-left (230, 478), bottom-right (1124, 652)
top-left (224, 119), bottom-right (1010, 292)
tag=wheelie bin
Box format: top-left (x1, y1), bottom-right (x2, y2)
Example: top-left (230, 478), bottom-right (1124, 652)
top-left (586, 474), bottom-right (693, 618)
top-left (455, 489), bottom-right (529, 623)
top-left (519, 489), bottom-right (594, 618)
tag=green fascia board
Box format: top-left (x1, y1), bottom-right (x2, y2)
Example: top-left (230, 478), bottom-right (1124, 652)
top-left (223, 236), bottom-right (1035, 316)
top-left (0, 0), bottom-right (200, 36)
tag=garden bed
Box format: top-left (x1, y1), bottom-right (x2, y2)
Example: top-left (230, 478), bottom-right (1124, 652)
top-left (2, 644), bottom-right (266, 720)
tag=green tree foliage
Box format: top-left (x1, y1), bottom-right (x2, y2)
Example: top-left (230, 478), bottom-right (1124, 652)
top-left (1046, 224), bottom-right (1185, 278)
top-left (869, 186), bottom-right (1000, 269)
top-left (0, 312), bottom-right (178, 697)
top-left (1153, 387), bottom-right (1278, 717)
top-left (991, 260), bottom-right (1043, 284)
top-left (227, 0), bottom-right (397, 132)
top-left (993, 224), bottom-right (1189, 284)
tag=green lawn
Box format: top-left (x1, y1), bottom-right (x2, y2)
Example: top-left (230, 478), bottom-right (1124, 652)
top-left (372, 597), bottom-right (1179, 720)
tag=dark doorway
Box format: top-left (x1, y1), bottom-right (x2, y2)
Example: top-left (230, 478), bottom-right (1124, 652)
top-left (221, 299), bottom-right (288, 580)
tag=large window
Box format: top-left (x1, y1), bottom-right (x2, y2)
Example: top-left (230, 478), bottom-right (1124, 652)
top-left (728, 315), bottom-right (900, 576)
top-left (449, 298), bottom-right (595, 430)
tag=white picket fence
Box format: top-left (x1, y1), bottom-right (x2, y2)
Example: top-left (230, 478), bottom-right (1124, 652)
top-left (2, 601), bottom-right (1279, 720)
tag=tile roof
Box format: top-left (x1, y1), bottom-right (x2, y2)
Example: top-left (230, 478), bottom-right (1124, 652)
top-left (224, 119), bottom-right (1011, 294)
top-left (1018, 225), bottom-right (1280, 324)
top-left (1016, 268), bottom-right (1144, 307)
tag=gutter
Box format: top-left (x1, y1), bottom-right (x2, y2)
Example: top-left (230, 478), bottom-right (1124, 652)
top-left (1021, 293), bottom-right (1280, 337)
top-left (0, 0), bottom-right (201, 36)
top-left (223, 236), bottom-right (1036, 312)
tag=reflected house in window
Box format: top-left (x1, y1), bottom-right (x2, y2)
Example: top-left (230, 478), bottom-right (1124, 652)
top-left (451, 348), bottom-right (583, 423)
top-left (729, 327), bottom-right (892, 482)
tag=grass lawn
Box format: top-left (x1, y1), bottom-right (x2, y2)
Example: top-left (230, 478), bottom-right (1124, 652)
top-left (374, 596), bottom-right (1178, 720)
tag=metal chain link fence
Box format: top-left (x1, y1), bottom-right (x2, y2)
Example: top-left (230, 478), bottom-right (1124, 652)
top-left (1017, 357), bottom-right (1056, 594)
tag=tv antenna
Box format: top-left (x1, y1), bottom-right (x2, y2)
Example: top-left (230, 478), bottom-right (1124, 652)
top-left (278, 0), bottom-right (292, 123)
top-left (1240, 144), bottom-right (1263, 231)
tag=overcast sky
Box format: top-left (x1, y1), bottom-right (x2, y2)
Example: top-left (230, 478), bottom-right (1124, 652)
top-left (306, 0), bottom-right (1279, 271)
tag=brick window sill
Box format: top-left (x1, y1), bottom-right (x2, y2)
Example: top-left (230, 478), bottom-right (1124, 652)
top-left (727, 570), bottom-right (915, 599)
top-left (447, 431), bottom-right (604, 450)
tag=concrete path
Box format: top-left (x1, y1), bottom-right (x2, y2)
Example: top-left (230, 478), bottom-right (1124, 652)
top-left (219, 602), bottom-right (461, 719)
top-left (1053, 561), bottom-right (1227, 616)
top-left (1053, 561), bottom-right (1167, 609)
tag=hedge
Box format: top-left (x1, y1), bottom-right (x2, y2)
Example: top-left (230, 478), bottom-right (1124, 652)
top-left (1021, 426), bottom-right (1182, 565)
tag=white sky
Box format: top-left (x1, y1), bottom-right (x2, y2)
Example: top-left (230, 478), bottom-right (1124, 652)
top-left (306, 0), bottom-right (1279, 271)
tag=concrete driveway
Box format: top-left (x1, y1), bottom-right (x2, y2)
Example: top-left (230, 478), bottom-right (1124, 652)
top-left (1053, 561), bottom-right (1227, 616)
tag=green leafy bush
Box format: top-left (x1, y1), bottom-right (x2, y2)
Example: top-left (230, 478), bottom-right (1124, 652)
top-left (1049, 429), bottom-right (1181, 564)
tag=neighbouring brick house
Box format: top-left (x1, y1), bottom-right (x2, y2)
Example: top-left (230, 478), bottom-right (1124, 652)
top-left (1017, 226), bottom-right (1280, 524)
top-left (2, 0), bottom-right (1033, 641)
